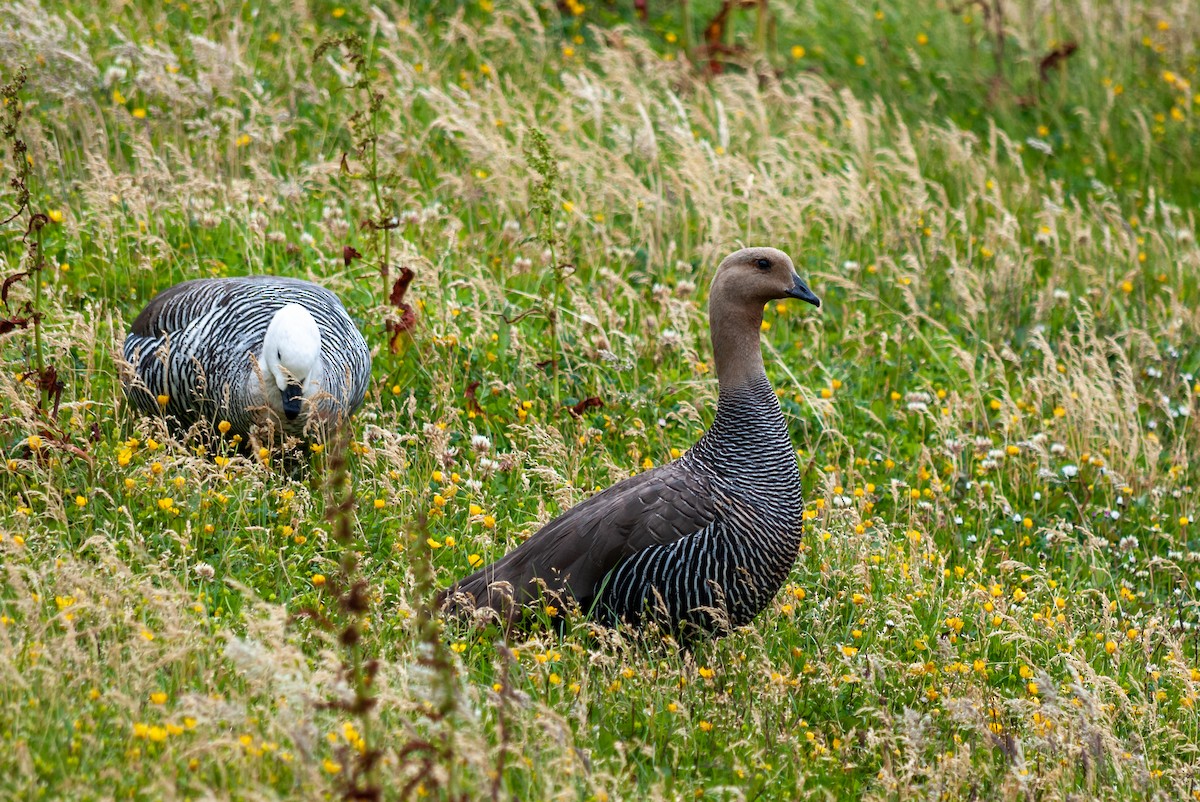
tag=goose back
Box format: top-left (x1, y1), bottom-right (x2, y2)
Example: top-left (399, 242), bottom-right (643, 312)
top-left (123, 276), bottom-right (370, 439)
top-left (594, 372), bottom-right (803, 634)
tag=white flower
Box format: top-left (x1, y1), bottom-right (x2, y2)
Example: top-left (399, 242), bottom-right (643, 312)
top-left (470, 435), bottom-right (492, 453)
top-left (194, 562), bottom-right (216, 581)
top-left (660, 328), bottom-right (683, 349)
top-left (1026, 137), bottom-right (1053, 155)
top-left (1062, 464), bottom-right (1079, 478)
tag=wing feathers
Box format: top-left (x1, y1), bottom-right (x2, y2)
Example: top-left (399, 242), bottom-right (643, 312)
top-left (441, 462), bottom-right (718, 619)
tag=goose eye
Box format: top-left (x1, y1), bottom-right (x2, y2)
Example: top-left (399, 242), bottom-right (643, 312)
top-left (755, 258), bottom-right (771, 271)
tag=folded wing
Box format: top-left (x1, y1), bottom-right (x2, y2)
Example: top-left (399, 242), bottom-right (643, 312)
top-left (442, 462), bottom-right (719, 621)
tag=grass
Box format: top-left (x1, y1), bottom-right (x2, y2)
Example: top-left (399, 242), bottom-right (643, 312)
top-left (1, 0), bottom-right (1199, 798)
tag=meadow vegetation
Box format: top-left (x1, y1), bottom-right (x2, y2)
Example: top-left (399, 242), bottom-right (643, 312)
top-left (1, 0), bottom-right (1199, 798)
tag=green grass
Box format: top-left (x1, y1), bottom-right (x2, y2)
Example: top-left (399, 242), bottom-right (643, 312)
top-left (1, 0), bottom-right (1199, 799)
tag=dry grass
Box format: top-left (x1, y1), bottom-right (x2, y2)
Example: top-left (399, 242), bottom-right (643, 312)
top-left (0, 0), bottom-right (1198, 799)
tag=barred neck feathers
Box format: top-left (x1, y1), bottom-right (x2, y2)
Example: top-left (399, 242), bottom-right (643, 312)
top-left (691, 244), bottom-right (820, 482)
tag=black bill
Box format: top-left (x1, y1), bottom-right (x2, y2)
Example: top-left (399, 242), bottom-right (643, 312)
top-left (282, 383), bottom-right (304, 420)
top-left (785, 274), bottom-right (821, 308)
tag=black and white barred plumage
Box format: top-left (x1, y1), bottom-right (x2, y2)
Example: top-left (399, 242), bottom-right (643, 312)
top-left (442, 246), bottom-right (821, 642)
top-left (593, 373), bottom-right (803, 634)
top-left (122, 276), bottom-right (371, 442)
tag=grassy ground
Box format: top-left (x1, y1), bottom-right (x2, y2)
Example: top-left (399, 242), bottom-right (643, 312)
top-left (1, 0), bottom-right (1199, 798)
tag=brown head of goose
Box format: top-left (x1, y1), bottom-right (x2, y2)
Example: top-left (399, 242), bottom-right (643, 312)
top-left (440, 247), bottom-right (820, 639)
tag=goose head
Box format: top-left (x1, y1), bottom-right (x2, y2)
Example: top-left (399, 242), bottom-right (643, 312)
top-left (707, 247), bottom-right (821, 388)
top-left (260, 304), bottom-right (323, 421)
top-left (710, 247), bottom-right (821, 310)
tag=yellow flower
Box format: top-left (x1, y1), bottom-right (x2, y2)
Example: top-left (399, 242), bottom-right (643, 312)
top-left (699, 720), bottom-right (713, 732)
top-left (47, 209), bottom-right (64, 223)
top-left (791, 45), bottom-right (805, 59)
top-left (323, 759), bottom-right (342, 774)
top-left (74, 495), bottom-right (87, 507)
top-left (150, 692), bottom-right (167, 705)
top-left (131, 108), bottom-right (147, 119)
top-left (1120, 280), bottom-right (1134, 293)
top-left (27, 435), bottom-right (42, 450)
top-left (312, 574), bottom-right (326, 586)
top-left (1105, 640), bottom-right (1117, 655)
top-left (332, 6), bottom-right (345, 17)
top-left (916, 32), bottom-right (929, 46)
top-left (156, 394), bottom-right (169, 407)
